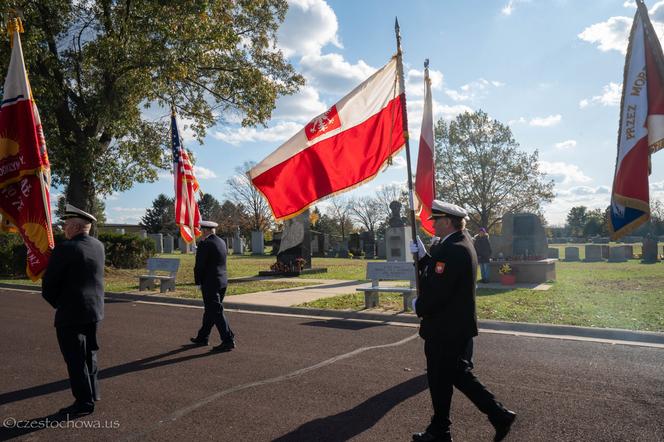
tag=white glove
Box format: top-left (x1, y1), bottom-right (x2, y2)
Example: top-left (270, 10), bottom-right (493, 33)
top-left (429, 236), bottom-right (439, 246)
top-left (410, 236), bottom-right (427, 259)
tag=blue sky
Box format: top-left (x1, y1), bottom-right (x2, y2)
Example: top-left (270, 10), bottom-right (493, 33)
top-left (100, 0), bottom-right (664, 227)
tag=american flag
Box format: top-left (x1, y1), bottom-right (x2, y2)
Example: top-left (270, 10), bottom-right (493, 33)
top-left (171, 111), bottom-right (201, 243)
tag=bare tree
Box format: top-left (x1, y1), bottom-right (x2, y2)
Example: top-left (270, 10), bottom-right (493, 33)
top-left (349, 196), bottom-right (381, 232)
top-left (375, 183), bottom-right (408, 222)
top-left (226, 161), bottom-right (272, 232)
top-left (326, 196), bottom-right (354, 240)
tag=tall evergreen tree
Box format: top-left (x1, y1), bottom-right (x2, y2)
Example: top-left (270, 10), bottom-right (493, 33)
top-left (140, 194), bottom-right (176, 234)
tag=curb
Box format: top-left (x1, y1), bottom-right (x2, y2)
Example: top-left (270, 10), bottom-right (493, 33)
top-left (2, 282), bottom-right (663, 345)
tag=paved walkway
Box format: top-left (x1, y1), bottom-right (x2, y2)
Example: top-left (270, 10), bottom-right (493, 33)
top-left (229, 279), bottom-right (371, 307)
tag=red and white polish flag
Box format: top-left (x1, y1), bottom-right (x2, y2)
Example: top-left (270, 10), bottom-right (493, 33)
top-left (415, 65), bottom-right (436, 235)
top-left (609, 3), bottom-right (664, 239)
top-left (248, 56), bottom-right (406, 220)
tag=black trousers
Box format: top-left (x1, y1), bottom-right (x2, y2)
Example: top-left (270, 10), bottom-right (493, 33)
top-left (56, 322), bottom-right (99, 406)
top-left (424, 337), bottom-right (503, 435)
top-left (196, 287), bottom-right (234, 342)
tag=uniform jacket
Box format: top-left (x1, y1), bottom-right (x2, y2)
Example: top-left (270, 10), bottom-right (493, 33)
top-left (194, 234), bottom-right (228, 291)
top-left (415, 230), bottom-right (479, 342)
top-left (473, 235), bottom-right (492, 263)
top-left (42, 233), bottom-right (105, 327)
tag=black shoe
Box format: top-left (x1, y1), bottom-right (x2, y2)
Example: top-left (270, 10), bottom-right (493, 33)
top-left (491, 410), bottom-right (516, 441)
top-left (190, 337), bottom-right (209, 346)
top-left (212, 340), bottom-right (235, 352)
top-left (58, 401), bottom-right (94, 416)
top-left (412, 431), bottom-right (452, 442)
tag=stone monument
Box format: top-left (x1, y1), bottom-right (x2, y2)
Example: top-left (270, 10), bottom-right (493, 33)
top-left (231, 227), bottom-right (245, 255)
top-left (642, 235), bottom-right (659, 263)
top-left (163, 234), bottom-right (174, 254)
top-left (148, 233), bottom-right (163, 254)
top-left (385, 201), bottom-right (412, 262)
top-left (251, 231), bottom-right (264, 255)
top-left (608, 246), bottom-right (627, 263)
top-left (584, 245), bottom-right (603, 262)
top-left (277, 210), bottom-right (311, 269)
top-left (564, 246), bottom-right (580, 261)
top-left (360, 231), bottom-right (376, 259)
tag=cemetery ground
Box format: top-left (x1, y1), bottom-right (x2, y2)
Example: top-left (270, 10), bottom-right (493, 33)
top-left (1, 244), bottom-right (663, 332)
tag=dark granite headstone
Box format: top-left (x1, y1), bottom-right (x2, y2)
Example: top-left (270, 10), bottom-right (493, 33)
top-left (360, 231), bottom-right (376, 259)
top-left (642, 235), bottom-right (659, 263)
top-left (277, 210), bottom-right (311, 269)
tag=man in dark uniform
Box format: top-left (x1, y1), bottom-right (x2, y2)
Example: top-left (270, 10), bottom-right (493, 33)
top-left (190, 220), bottom-right (235, 352)
top-left (42, 204), bottom-right (105, 416)
top-left (410, 200), bottom-right (516, 442)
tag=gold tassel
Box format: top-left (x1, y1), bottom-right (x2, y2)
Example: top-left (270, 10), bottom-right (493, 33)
top-left (7, 16), bottom-right (24, 47)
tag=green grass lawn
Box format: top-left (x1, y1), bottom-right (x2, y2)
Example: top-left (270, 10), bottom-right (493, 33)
top-left (4, 253), bottom-right (664, 332)
top-left (300, 259), bottom-right (664, 332)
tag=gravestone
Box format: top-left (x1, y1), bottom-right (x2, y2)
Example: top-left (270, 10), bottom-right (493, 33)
top-left (163, 234), bottom-right (174, 254)
top-left (601, 245), bottom-right (609, 259)
top-left (491, 213), bottom-right (548, 259)
top-left (584, 245), bottom-right (603, 262)
top-left (642, 235), bottom-right (659, 263)
top-left (138, 229), bottom-right (148, 239)
top-left (623, 244), bottom-right (634, 259)
top-left (348, 233), bottom-right (361, 257)
top-left (608, 246), bottom-right (627, 263)
top-left (271, 231), bottom-right (282, 256)
top-left (148, 233), bottom-right (163, 254)
top-left (232, 227), bottom-right (244, 255)
top-left (337, 240), bottom-right (350, 258)
top-left (360, 231), bottom-right (376, 259)
top-left (251, 231), bottom-right (264, 255)
top-left (377, 238), bottom-right (386, 259)
top-left (547, 247), bottom-right (559, 259)
top-left (564, 247), bottom-right (580, 261)
top-left (277, 210), bottom-right (311, 269)
top-left (386, 201), bottom-right (412, 262)
top-left (178, 236), bottom-right (191, 254)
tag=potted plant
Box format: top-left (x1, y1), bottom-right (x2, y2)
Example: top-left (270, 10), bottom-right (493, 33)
top-left (499, 264), bottom-right (516, 285)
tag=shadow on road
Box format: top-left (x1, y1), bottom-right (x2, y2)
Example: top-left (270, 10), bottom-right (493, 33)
top-left (272, 374), bottom-right (427, 441)
top-left (0, 344), bottom-right (215, 407)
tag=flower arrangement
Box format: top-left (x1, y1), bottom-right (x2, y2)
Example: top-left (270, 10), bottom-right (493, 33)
top-left (499, 264), bottom-right (513, 275)
top-left (294, 257), bottom-right (306, 271)
top-left (270, 261), bottom-right (290, 273)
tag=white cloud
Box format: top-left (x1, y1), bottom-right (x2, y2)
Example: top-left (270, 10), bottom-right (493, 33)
top-left (157, 170), bottom-right (173, 182)
top-left (272, 85), bottom-right (327, 122)
top-left (112, 207), bottom-right (146, 213)
top-left (624, 0), bottom-right (636, 7)
top-left (579, 82), bottom-right (621, 109)
top-left (529, 114), bottom-right (562, 127)
top-left (554, 140), bottom-right (577, 150)
top-left (277, 0), bottom-right (341, 58)
top-left (501, 0), bottom-right (529, 16)
top-left (578, 7), bottom-right (664, 55)
top-left (194, 166), bottom-right (217, 179)
top-left (445, 78), bottom-right (504, 102)
top-left (436, 103), bottom-right (473, 121)
top-left (539, 161), bottom-right (592, 185)
top-left (212, 121), bottom-right (301, 146)
top-left (578, 16), bottom-right (632, 54)
top-left (405, 68), bottom-right (444, 97)
top-left (300, 53), bottom-right (376, 95)
top-left (508, 117), bottom-right (527, 126)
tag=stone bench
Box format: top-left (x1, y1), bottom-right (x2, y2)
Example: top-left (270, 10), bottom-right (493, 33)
top-left (356, 262), bottom-right (416, 311)
top-left (139, 258), bottom-right (180, 293)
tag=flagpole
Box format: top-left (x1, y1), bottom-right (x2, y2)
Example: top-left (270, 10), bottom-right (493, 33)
top-left (395, 18), bottom-right (422, 301)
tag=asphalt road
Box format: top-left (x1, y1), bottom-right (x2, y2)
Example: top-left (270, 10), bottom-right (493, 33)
top-left (0, 289), bottom-right (662, 441)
